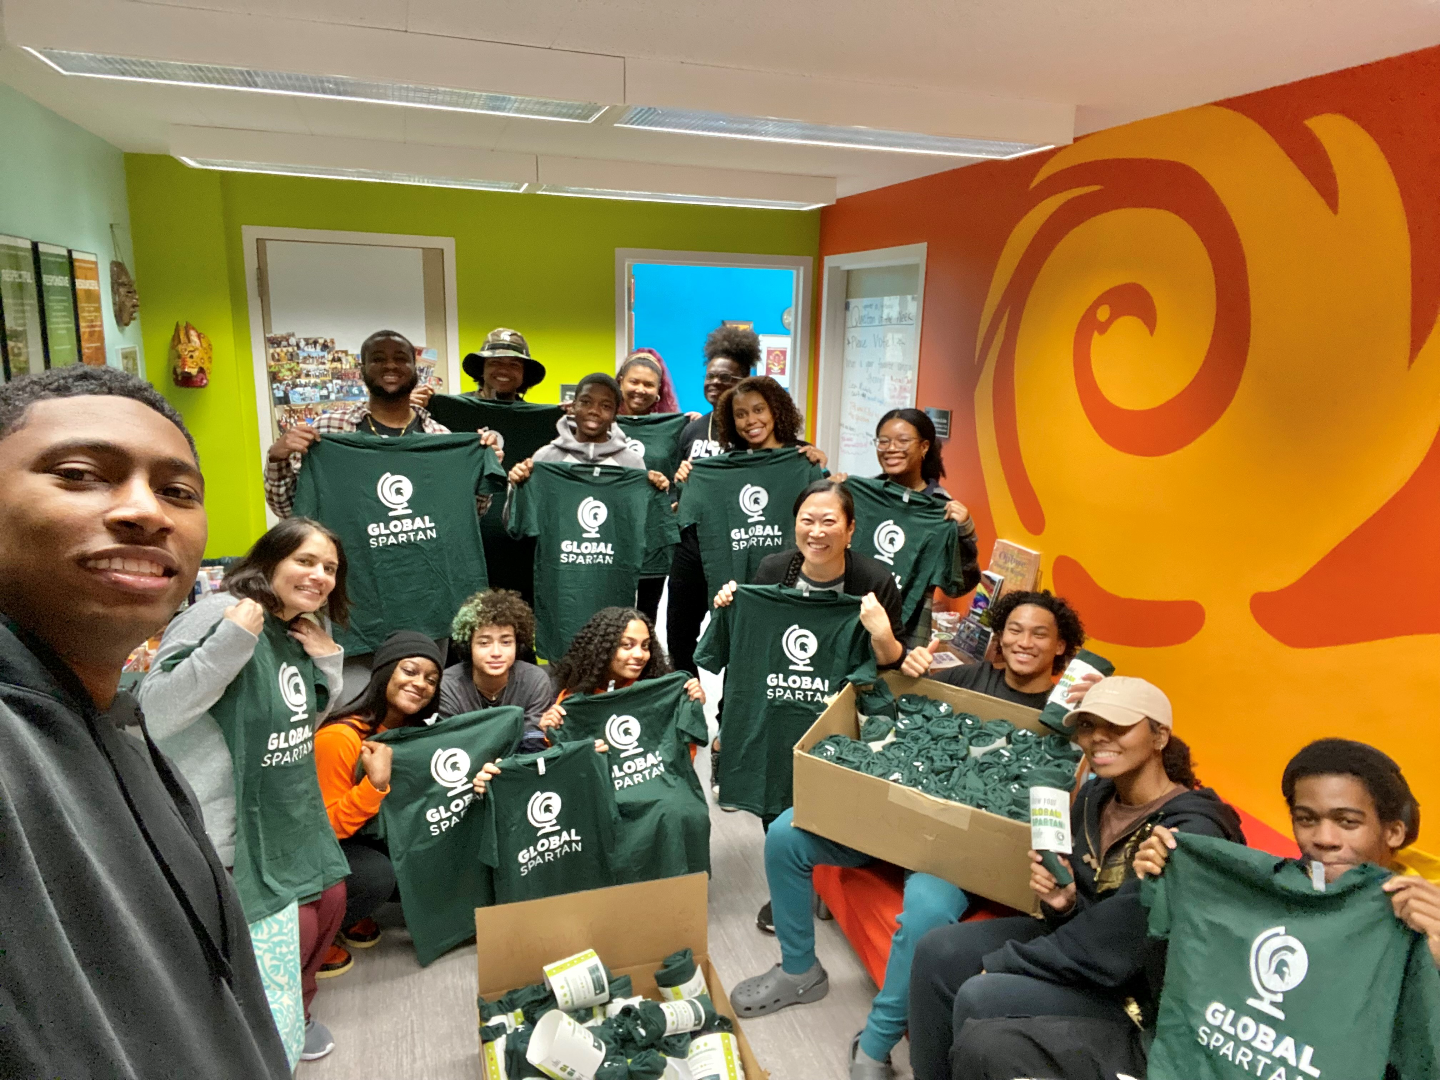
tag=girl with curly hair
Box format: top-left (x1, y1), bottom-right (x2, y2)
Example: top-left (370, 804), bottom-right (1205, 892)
top-left (436, 589), bottom-right (553, 752)
top-left (667, 377), bottom-right (829, 679)
top-left (541, 606), bottom-right (706, 731)
top-left (470, 607), bottom-right (691, 797)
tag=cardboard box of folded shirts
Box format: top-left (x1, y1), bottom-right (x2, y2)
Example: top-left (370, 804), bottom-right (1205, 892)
top-left (476, 872), bottom-right (769, 1080)
top-left (792, 671), bottom-right (1050, 915)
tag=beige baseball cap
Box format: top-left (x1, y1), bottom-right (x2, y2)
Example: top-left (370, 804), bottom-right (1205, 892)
top-left (1064, 676), bottom-right (1173, 730)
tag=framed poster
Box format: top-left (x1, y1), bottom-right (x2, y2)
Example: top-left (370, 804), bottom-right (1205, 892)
top-left (0, 234), bottom-right (44, 381)
top-left (35, 242), bottom-right (80, 368)
top-left (118, 345), bottom-right (141, 377)
top-left (70, 251), bottom-right (107, 365)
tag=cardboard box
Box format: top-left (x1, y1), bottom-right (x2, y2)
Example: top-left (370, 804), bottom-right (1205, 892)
top-left (476, 873), bottom-right (769, 1080)
top-left (792, 671), bottom-right (1048, 915)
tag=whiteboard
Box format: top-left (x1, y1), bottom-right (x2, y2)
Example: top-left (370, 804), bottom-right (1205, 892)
top-left (836, 293), bottom-right (919, 477)
top-left (265, 240), bottom-right (427, 354)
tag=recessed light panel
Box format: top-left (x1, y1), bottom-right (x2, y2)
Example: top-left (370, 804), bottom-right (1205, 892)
top-left (536, 185), bottom-right (821, 210)
top-left (615, 105), bottom-right (1048, 158)
top-left (179, 157), bottom-right (528, 192)
top-left (26, 47), bottom-right (604, 123)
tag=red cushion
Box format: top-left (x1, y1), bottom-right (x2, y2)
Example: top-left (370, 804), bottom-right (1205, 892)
top-left (813, 800), bottom-right (1298, 984)
top-left (812, 864), bottom-right (1008, 987)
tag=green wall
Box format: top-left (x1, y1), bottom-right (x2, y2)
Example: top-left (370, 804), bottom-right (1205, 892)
top-left (124, 153), bottom-right (821, 557)
top-left (0, 84), bottom-right (143, 366)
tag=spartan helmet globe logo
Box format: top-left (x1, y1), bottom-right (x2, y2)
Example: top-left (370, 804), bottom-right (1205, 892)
top-left (605, 713), bottom-right (644, 757)
top-left (278, 663), bottom-right (308, 716)
top-left (527, 790), bottom-right (563, 835)
top-left (782, 624), bottom-right (818, 671)
top-left (377, 471), bottom-right (414, 516)
top-left (1245, 926), bottom-right (1310, 1020)
top-left (429, 747), bottom-right (472, 794)
top-left (739, 483), bottom-right (769, 523)
top-left (873, 519), bottom-right (906, 564)
top-left (577, 496), bottom-right (608, 538)
top-left (625, 437), bottom-right (646, 458)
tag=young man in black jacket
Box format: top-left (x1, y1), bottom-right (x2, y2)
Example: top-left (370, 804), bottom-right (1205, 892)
top-left (0, 367), bottom-right (290, 1079)
top-left (907, 676), bottom-right (1244, 1080)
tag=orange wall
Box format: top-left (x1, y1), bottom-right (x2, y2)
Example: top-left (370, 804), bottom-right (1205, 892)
top-left (821, 45), bottom-right (1440, 841)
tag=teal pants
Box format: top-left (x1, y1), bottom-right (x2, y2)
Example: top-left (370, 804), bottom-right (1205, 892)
top-left (765, 807), bottom-right (969, 1061)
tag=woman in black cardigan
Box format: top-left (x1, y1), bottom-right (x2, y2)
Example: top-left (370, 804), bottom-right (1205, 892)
top-left (712, 478), bottom-right (906, 668)
top-left (711, 478), bottom-right (906, 932)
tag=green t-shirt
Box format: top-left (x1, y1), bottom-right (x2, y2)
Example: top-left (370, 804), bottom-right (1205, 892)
top-left (426, 394), bottom-right (566, 552)
top-left (478, 741), bottom-right (621, 904)
top-left (508, 462), bottom-right (679, 661)
top-left (1142, 833), bottom-right (1440, 1080)
top-left (292, 431), bottom-right (505, 654)
top-left (615, 413), bottom-right (689, 477)
top-left (695, 584), bottom-right (878, 817)
top-left (676, 448), bottom-right (825, 590)
top-left (845, 477), bottom-right (959, 626)
top-left (550, 671), bottom-right (711, 883)
top-left (370, 707), bottom-right (527, 966)
top-left (164, 615), bottom-right (349, 922)
top-left (616, 413), bottom-right (689, 575)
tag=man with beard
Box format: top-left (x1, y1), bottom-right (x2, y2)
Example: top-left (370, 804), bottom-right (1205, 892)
top-left (264, 329), bottom-right (502, 518)
top-left (265, 330), bottom-right (503, 720)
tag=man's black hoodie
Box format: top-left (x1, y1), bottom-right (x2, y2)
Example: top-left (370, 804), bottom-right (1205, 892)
top-left (982, 777), bottom-right (1245, 1014)
top-left (0, 620), bottom-right (290, 1079)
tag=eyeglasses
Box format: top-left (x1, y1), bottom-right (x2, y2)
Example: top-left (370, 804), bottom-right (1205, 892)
top-left (874, 436), bottom-right (918, 450)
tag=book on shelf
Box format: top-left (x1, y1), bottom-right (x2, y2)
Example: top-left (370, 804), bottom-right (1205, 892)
top-left (987, 539), bottom-right (1042, 597)
top-left (968, 570), bottom-right (1005, 625)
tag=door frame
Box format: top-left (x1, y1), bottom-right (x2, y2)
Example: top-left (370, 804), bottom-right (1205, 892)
top-left (814, 242), bottom-right (928, 463)
top-left (241, 224), bottom-right (460, 493)
top-left (614, 247), bottom-right (814, 412)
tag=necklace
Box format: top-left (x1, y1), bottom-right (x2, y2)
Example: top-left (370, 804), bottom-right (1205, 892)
top-left (364, 411), bottom-right (417, 438)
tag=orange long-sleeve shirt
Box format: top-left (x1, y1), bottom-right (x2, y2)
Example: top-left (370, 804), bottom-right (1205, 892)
top-left (314, 719), bottom-right (388, 839)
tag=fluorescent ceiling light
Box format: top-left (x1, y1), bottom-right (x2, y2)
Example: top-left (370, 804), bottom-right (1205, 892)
top-left (536, 185), bottom-right (821, 210)
top-left (178, 157), bottom-right (527, 192)
top-left (24, 47), bottom-right (604, 123)
top-left (615, 105), bottom-right (1049, 159)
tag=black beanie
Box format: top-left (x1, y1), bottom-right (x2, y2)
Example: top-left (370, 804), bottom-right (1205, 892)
top-left (371, 631), bottom-right (445, 672)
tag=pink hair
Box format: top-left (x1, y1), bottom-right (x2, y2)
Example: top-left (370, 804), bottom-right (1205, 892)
top-left (619, 348), bottom-right (681, 414)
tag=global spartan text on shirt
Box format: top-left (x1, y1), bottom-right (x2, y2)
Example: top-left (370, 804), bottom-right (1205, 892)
top-left (766, 624), bottom-right (831, 704)
top-left (517, 792), bottom-right (584, 877)
top-left (367, 470), bottom-right (440, 547)
top-left (605, 713), bottom-right (666, 789)
top-left (261, 662), bottom-right (314, 768)
top-left (425, 746), bottom-right (478, 837)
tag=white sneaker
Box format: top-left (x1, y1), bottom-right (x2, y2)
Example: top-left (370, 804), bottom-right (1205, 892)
top-left (301, 1019), bottom-right (335, 1062)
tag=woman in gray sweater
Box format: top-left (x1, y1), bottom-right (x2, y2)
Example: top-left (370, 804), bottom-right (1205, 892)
top-left (139, 517), bottom-right (351, 1064)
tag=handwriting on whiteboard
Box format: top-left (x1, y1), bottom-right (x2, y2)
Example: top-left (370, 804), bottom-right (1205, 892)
top-left (838, 295), bottom-right (918, 476)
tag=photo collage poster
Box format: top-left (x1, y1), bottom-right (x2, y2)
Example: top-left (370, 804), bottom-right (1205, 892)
top-left (265, 333), bottom-right (442, 435)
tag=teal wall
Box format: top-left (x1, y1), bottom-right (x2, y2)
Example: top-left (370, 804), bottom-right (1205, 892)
top-left (0, 84), bottom-right (142, 365)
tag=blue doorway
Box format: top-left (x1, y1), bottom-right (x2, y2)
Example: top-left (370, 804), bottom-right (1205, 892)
top-left (628, 262), bottom-right (799, 413)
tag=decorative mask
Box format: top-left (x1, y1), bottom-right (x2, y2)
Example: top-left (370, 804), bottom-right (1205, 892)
top-left (170, 321), bottom-right (212, 388)
top-left (111, 259), bottom-right (139, 327)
